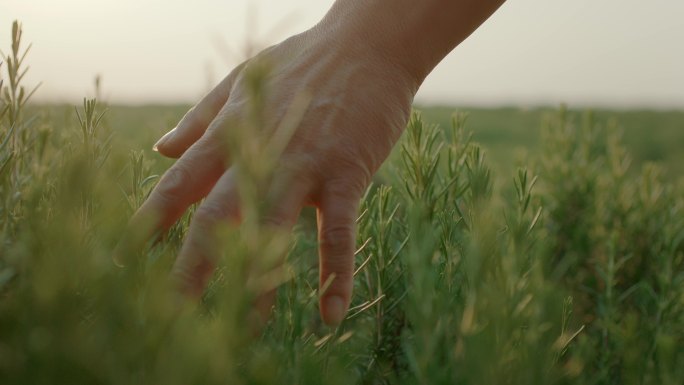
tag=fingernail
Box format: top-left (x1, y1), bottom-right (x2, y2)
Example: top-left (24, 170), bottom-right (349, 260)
top-left (323, 295), bottom-right (346, 326)
top-left (153, 127), bottom-right (177, 151)
top-left (112, 238), bottom-right (133, 268)
top-left (112, 233), bottom-right (131, 268)
top-left (112, 252), bottom-right (126, 268)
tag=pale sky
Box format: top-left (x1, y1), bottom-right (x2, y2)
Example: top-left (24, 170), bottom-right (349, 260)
top-left (1, 0), bottom-right (683, 108)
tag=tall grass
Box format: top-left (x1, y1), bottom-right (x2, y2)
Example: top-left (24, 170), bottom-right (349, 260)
top-left (1, 22), bottom-right (683, 384)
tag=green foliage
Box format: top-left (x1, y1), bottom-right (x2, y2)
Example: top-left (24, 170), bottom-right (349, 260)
top-left (1, 22), bottom-right (683, 385)
top-left (540, 108), bottom-right (684, 384)
top-left (421, 106), bottom-right (684, 178)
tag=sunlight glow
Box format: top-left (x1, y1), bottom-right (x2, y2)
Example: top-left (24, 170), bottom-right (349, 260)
top-left (1, 0), bottom-right (683, 107)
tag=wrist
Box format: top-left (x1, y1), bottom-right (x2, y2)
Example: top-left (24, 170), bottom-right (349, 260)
top-left (313, 1), bottom-right (428, 92)
top-left (314, 0), bottom-right (505, 91)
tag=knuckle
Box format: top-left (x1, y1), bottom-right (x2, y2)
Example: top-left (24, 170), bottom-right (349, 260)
top-left (183, 105), bottom-right (211, 132)
top-left (207, 105), bottom-right (242, 137)
top-left (172, 257), bottom-right (214, 297)
top-left (172, 262), bottom-right (195, 288)
top-left (194, 201), bottom-right (237, 226)
top-left (325, 178), bottom-right (366, 202)
top-left (320, 224), bottom-right (355, 262)
top-left (154, 165), bottom-right (192, 204)
top-left (190, 105), bottom-right (213, 127)
top-left (325, 156), bottom-right (372, 194)
top-left (261, 213), bottom-right (290, 228)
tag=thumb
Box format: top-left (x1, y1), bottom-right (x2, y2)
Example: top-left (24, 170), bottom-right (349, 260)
top-left (317, 187), bottom-right (360, 326)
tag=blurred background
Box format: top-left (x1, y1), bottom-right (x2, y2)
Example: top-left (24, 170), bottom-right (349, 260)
top-left (1, 4), bottom-right (683, 384)
top-left (2, 0), bottom-right (684, 108)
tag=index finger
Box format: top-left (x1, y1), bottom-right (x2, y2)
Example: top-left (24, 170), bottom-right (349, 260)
top-left (155, 61), bottom-right (246, 158)
top-left (114, 135), bottom-right (225, 267)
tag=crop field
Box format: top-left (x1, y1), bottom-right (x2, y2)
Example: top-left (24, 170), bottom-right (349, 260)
top-left (2, 22), bottom-right (684, 385)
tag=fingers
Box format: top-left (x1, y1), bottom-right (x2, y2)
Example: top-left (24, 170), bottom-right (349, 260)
top-left (154, 62), bottom-right (245, 158)
top-left (170, 168), bottom-right (241, 297)
top-left (114, 136), bottom-right (226, 266)
top-left (317, 184), bottom-right (360, 326)
top-left (171, 169), bottom-right (311, 302)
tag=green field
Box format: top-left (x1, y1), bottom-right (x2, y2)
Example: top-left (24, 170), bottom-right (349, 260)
top-left (40, 103), bottom-right (684, 178)
top-left (421, 106), bottom-right (684, 177)
top-left (2, 24), bottom-right (684, 385)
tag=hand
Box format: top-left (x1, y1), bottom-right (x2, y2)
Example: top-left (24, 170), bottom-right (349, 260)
top-left (119, 26), bottom-right (417, 325)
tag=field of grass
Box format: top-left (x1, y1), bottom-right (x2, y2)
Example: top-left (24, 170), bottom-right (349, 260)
top-left (420, 106), bottom-right (684, 177)
top-left (41, 103), bottom-right (684, 180)
top-left (2, 22), bottom-right (684, 384)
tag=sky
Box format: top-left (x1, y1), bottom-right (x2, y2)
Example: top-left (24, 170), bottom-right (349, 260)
top-left (1, 0), bottom-right (683, 108)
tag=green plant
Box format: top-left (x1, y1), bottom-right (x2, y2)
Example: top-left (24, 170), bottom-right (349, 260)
top-left (1, 21), bottom-right (683, 385)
